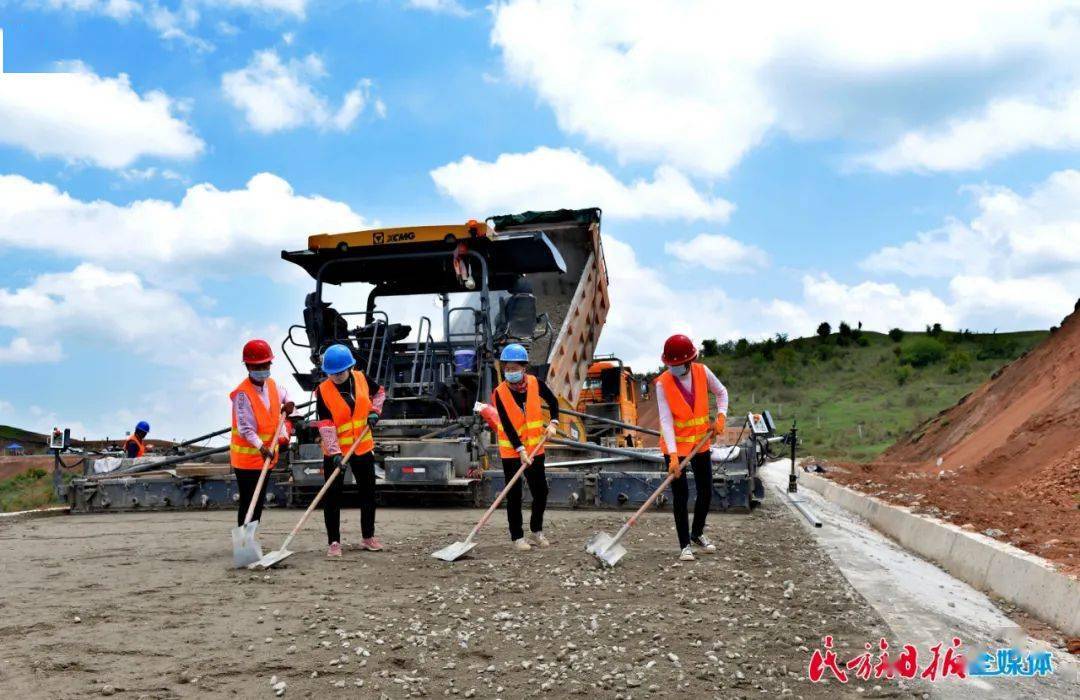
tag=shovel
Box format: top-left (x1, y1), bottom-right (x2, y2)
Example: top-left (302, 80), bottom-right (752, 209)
top-left (432, 433), bottom-right (549, 562)
top-left (231, 413), bottom-right (288, 568)
top-left (248, 424), bottom-right (370, 570)
top-left (586, 430), bottom-right (716, 567)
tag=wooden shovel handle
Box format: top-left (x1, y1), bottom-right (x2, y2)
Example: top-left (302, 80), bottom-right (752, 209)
top-left (468, 434), bottom-right (549, 540)
top-left (242, 412), bottom-right (289, 527)
top-left (626, 429), bottom-right (716, 527)
top-left (281, 426), bottom-right (371, 548)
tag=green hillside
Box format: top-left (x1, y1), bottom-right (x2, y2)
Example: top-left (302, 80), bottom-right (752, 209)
top-left (691, 325), bottom-right (1047, 461)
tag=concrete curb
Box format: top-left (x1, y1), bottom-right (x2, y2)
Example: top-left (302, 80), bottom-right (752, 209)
top-left (798, 471), bottom-right (1080, 637)
top-left (0, 505), bottom-right (70, 521)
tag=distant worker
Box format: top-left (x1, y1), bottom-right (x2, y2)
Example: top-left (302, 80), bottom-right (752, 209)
top-left (492, 343), bottom-right (559, 551)
top-left (316, 343), bottom-right (386, 557)
top-left (123, 421), bottom-right (150, 458)
top-left (230, 339), bottom-right (295, 530)
top-left (656, 334), bottom-right (728, 562)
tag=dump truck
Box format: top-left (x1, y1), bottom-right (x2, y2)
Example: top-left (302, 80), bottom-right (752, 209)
top-left (65, 207), bottom-right (770, 514)
top-left (576, 356), bottom-right (640, 447)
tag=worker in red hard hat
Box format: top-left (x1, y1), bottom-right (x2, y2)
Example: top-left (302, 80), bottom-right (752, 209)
top-left (656, 333), bottom-right (728, 562)
top-left (229, 339), bottom-right (296, 535)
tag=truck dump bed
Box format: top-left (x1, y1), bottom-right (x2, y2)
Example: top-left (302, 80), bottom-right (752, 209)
top-left (489, 209), bottom-right (609, 407)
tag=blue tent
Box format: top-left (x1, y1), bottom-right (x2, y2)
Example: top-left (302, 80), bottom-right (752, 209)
top-left (5, 442), bottom-right (25, 454)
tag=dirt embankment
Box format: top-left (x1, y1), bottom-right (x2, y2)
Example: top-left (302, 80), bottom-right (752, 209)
top-left (826, 304), bottom-right (1080, 576)
top-left (0, 455), bottom-right (56, 481)
top-left (0, 505), bottom-right (896, 698)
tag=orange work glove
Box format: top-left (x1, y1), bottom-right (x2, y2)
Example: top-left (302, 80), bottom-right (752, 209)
top-left (667, 453), bottom-right (682, 477)
top-left (714, 414), bottom-right (726, 435)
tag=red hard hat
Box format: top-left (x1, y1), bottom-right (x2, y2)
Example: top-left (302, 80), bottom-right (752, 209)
top-left (661, 334), bottom-right (697, 365)
top-left (242, 339), bottom-right (274, 364)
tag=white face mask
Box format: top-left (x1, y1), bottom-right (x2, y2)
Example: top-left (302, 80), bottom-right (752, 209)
top-left (669, 363), bottom-right (690, 377)
top-left (249, 369), bottom-right (271, 381)
top-left (331, 371), bottom-right (349, 385)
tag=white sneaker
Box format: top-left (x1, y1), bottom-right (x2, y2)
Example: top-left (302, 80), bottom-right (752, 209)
top-left (679, 546), bottom-right (695, 561)
top-left (528, 532), bottom-right (551, 548)
top-left (512, 538), bottom-right (532, 551)
top-left (691, 535), bottom-right (716, 552)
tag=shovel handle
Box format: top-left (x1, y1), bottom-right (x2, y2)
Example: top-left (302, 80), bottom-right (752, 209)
top-left (279, 425), bottom-right (370, 550)
top-left (604, 430), bottom-right (716, 550)
top-left (242, 413), bottom-right (289, 527)
top-left (466, 434), bottom-right (549, 542)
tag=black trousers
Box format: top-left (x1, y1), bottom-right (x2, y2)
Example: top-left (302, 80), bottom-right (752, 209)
top-left (234, 468), bottom-right (270, 527)
top-left (321, 452), bottom-right (376, 543)
top-left (501, 453), bottom-right (548, 541)
top-left (671, 451), bottom-right (713, 548)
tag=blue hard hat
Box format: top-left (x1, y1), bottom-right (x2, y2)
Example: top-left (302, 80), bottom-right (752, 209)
top-left (136, 421), bottom-right (150, 433)
top-left (499, 343), bottom-right (529, 363)
top-left (322, 344), bottom-right (356, 375)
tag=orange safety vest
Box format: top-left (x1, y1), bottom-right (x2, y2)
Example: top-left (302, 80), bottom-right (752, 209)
top-left (124, 434), bottom-right (146, 458)
top-left (491, 375), bottom-right (546, 459)
top-left (229, 378), bottom-right (282, 470)
top-left (657, 363), bottom-right (711, 457)
top-left (317, 370), bottom-right (374, 456)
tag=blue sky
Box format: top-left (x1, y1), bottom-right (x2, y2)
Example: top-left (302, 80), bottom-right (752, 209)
top-left (0, 1), bottom-right (1078, 440)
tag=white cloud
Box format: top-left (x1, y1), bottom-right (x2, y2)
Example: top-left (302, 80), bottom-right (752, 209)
top-left (30, 1), bottom-right (309, 49)
top-left (0, 264), bottom-right (230, 366)
top-left (0, 59), bottom-right (203, 169)
top-left (222, 50), bottom-right (381, 133)
top-left (0, 172), bottom-right (366, 271)
top-left (430, 147), bottom-right (732, 221)
top-left (863, 169), bottom-right (1080, 278)
top-left (665, 233), bottom-right (768, 272)
top-left (491, 1), bottom-right (1080, 176)
top-left (861, 169), bottom-right (1080, 328)
top-left (406, 0), bottom-right (470, 17)
top-left (0, 337), bottom-right (64, 364)
top-left (857, 88), bottom-right (1080, 172)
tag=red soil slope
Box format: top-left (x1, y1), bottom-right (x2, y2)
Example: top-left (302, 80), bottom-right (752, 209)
top-left (827, 305), bottom-right (1080, 576)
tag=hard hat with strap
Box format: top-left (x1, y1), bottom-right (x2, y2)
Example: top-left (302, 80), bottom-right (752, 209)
top-left (657, 362), bottom-right (710, 457)
top-left (491, 374), bottom-right (546, 459)
top-left (499, 343), bottom-right (529, 363)
top-left (317, 370), bottom-right (374, 456)
top-left (229, 377), bottom-right (282, 469)
top-left (242, 339), bottom-right (274, 364)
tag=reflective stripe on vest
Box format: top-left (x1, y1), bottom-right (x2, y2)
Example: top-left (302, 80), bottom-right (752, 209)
top-left (229, 378), bottom-right (281, 469)
top-left (491, 375), bottom-right (545, 459)
top-left (658, 363), bottom-right (710, 457)
top-left (124, 434), bottom-right (146, 458)
top-left (318, 370), bottom-right (374, 456)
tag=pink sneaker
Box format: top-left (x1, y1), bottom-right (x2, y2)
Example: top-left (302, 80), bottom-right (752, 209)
top-left (327, 542), bottom-right (342, 558)
top-left (360, 537), bottom-right (384, 551)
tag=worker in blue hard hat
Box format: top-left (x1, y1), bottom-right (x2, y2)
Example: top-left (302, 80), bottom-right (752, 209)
top-left (124, 421), bottom-right (150, 458)
top-left (491, 343), bottom-right (560, 551)
top-left (315, 343), bottom-right (387, 557)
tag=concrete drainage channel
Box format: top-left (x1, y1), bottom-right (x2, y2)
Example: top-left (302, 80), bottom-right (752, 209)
top-left (762, 460), bottom-right (1079, 699)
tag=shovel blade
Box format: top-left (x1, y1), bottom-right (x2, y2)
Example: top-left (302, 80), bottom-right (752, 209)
top-left (231, 520), bottom-right (263, 568)
top-left (586, 531), bottom-right (627, 567)
top-left (248, 547), bottom-right (293, 570)
top-left (431, 540), bottom-right (477, 562)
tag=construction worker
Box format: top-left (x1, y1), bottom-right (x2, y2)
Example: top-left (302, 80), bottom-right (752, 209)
top-left (123, 421), bottom-right (150, 458)
top-left (656, 334), bottom-right (728, 561)
top-left (230, 339), bottom-right (295, 529)
top-left (316, 343), bottom-right (386, 557)
top-left (492, 343), bottom-right (559, 551)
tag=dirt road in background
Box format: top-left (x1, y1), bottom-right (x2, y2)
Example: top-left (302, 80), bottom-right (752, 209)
top-left (0, 503), bottom-right (900, 698)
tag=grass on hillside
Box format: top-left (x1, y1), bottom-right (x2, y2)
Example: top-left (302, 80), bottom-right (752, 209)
top-left (691, 327), bottom-right (1047, 461)
top-left (0, 468), bottom-right (67, 512)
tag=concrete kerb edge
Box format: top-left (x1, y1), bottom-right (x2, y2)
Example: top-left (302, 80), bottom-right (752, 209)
top-left (0, 505), bottom-right (71, 521)
top-left (798, 471), bottom-right (1080, 638)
